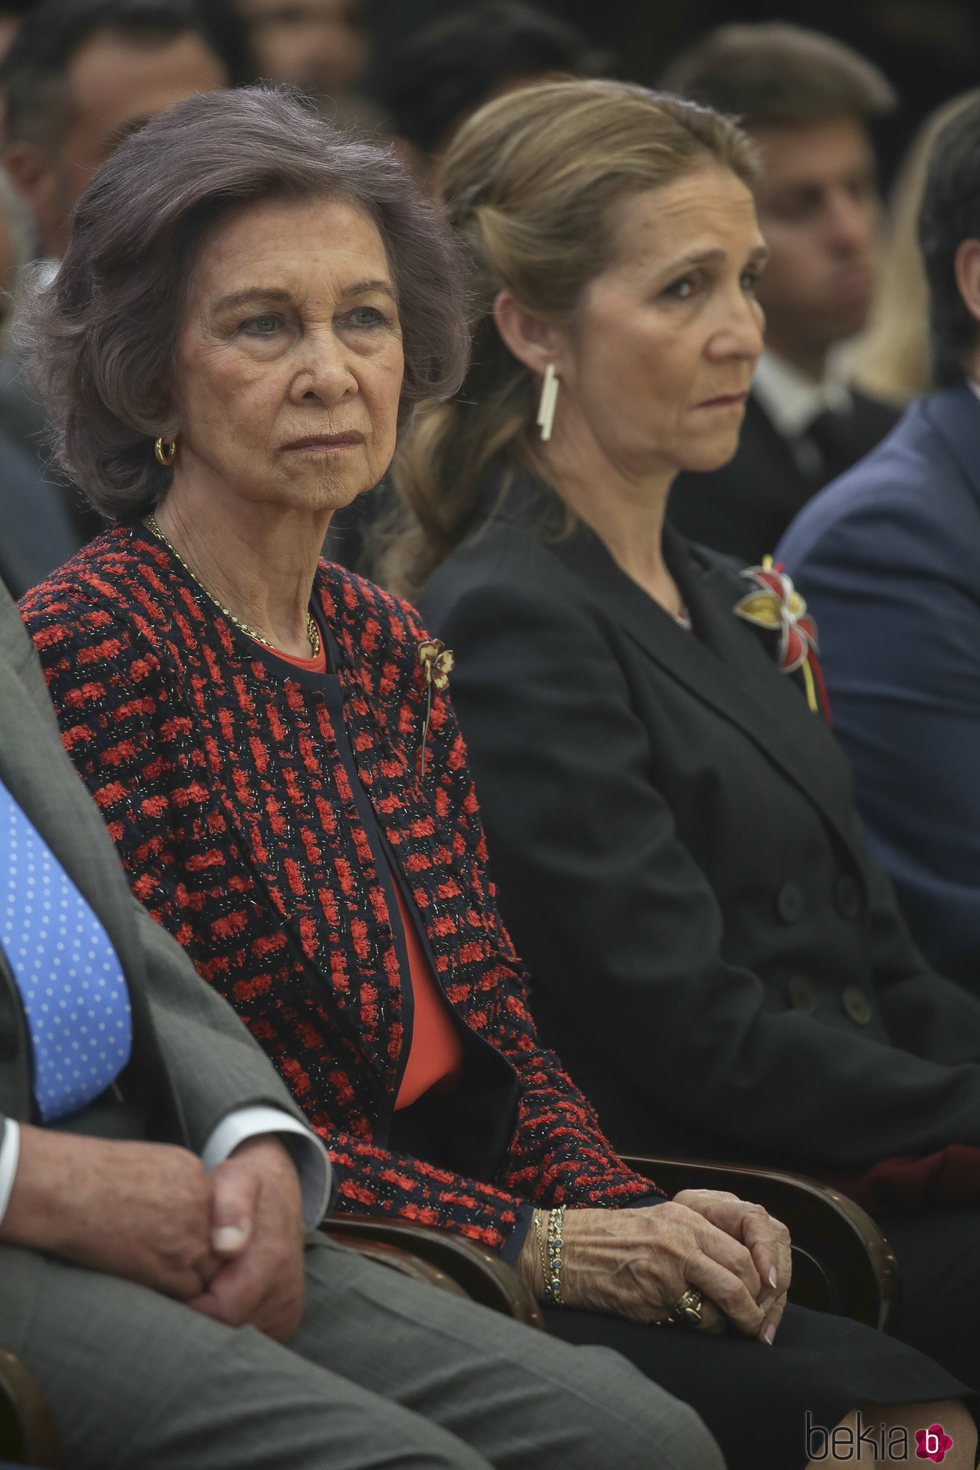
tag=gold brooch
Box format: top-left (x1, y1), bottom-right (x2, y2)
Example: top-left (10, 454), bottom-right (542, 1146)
top-left (417, 639), bottom-right (455, 777)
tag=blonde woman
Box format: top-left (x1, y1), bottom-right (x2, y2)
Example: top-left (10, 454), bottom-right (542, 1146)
top-left (383, 78), bottom-right (980, 1463)
top-left (848, 89), bottom-right (980, 406)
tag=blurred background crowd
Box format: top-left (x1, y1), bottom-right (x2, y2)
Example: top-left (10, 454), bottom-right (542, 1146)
top-left (0, 0), bottom-right (978, 600)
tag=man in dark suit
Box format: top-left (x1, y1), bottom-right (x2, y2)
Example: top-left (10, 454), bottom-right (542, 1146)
top-left (778, 96), bottom-right (980, 987)
top-left (0, 580), bottom-right (713, 1470)
top-left (0, 0), bottom-right (233, 557)
top-left (662, 24), bottom-right (899, 564)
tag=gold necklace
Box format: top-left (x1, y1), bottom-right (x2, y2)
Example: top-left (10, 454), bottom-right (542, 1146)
top-left (144, 513), bottom-right (321, 658)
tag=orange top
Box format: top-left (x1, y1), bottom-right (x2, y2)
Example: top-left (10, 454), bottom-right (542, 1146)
top-left (392, 871), bottom-right (464, 1108)
top-left (272, 643), bottom-right (329, 673)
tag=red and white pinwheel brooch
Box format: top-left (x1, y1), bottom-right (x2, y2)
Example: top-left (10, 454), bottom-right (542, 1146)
top-left (417, 638), bottom-right (455, 777)
top-left (733, 556), bottom-right (830, 721)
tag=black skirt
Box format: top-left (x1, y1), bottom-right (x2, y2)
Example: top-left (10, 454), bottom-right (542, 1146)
top-left (545, 1301), bottom-right (973, 1470)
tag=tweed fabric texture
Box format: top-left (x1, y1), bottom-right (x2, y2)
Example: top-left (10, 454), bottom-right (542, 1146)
top-left (20, 527), bottom-right (655, 1248)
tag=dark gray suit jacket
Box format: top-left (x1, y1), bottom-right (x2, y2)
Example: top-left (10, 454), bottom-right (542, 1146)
top-left (0, 580), bottom-right (310, 1219)
top-left (0, 428), bottom-right (82, 599)
top-left (420, 482), bottom-right (980, 1175)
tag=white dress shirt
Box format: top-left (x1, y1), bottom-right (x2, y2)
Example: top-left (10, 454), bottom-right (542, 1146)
top-left (752, 351), bottom-right (855, 483)
top-left (752, 350), bottom-right (853, 439)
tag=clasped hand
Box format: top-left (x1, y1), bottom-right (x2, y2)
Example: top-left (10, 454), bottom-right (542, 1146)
top-left (523, 1189), bottom-right (791, 1344)
top-left (4, 1127), bottom-right (306, 1342)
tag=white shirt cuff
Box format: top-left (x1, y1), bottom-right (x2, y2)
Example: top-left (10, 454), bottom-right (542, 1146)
top-left (0, 1119), bottom-right (21, 1227)
top-left (202, 1106), bottom-right (331, 1230)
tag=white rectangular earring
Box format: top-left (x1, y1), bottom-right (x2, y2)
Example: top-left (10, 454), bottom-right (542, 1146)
top-left (536, 362), bottom-right (559, 442)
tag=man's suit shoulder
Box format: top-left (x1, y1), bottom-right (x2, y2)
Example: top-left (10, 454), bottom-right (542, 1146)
top-left (780, 389), bottom-right (980, 574)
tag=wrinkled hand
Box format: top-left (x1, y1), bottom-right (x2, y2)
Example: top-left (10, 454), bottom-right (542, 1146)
top-left (2, 1125), bottom-right (221, 1300)
top-left (673, 1190), bottom-right (791, 1343)
top-left (185, 1135), bottom-right (306, 1342)
top-left (520, 1202), bottom-right (768, 1338)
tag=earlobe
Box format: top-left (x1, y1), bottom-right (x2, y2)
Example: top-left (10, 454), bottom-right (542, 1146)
top-left (4, 141), bottom-right (43, 194)
top-left (4, 141), bottom-right (59, 256)
top-left (492, 288), bottom-right (562, 377)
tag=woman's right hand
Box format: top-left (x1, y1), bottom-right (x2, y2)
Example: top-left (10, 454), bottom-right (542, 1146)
top-left (521, 1203), bottom-right (768, 1338)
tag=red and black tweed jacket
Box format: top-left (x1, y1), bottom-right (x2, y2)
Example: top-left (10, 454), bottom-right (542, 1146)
top-left (21, 526), bottom-right (657, 1249)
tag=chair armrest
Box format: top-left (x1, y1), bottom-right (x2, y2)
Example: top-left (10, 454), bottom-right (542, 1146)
top-left (0, 1349), bottom-right (60, 1468)
top-left (323, 1215), bottom-right (544, 1330)
top-left (329, 1235), bottom-right (471, 1298)
top-left (620, 1154), bottom-right (901, 1334)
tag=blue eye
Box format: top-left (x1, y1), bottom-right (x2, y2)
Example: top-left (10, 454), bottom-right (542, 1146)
top-left (242, 313), bottom-right (282, 336)
top-left (740, 268), bottom-right (761, 294)
top-left (347, 305), bottom-right (387, 328)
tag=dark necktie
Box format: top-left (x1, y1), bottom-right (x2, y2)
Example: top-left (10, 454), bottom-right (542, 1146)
top-left (0, 776), bottom-right (132, 1121)
top-left (800, 406), bottom-right (856, 490)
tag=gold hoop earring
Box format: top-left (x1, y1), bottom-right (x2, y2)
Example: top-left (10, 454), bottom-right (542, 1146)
top-left (536, 364), bottom-right (559, 442)
top-left (154, 436), bottom-right (177, 466)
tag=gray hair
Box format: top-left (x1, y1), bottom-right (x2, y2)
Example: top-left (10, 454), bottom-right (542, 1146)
top-left (19, 85), bottom-right (469, 519)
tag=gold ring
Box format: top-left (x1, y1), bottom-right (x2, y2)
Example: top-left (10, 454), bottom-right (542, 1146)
top-left (655, 1287), bottom-right (705, 1329)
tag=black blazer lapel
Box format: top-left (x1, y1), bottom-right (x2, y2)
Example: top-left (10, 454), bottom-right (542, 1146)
top-left (547, 519), bottom-right (864, 864)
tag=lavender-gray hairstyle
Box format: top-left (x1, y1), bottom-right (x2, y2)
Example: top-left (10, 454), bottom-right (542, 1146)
top-left (21, 85), bottom-right (469, 519)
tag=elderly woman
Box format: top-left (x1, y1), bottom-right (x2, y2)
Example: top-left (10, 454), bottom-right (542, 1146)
top-left (381, 75), bottom-right (980, 1394)
top-left (18, 86), bottom-right (975, 1470)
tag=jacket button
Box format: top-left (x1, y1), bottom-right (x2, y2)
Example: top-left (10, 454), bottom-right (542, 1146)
top-left (0, 1029), bottom-right (18, 1060)
top-left (835, 876), bottom-right (862, 919)
top-left (775, 881), bottom-right (804, 923)
top-left (787, 975), bottom-right (816, 1013)
top-left (842, 987), bottom-right (873, 1025)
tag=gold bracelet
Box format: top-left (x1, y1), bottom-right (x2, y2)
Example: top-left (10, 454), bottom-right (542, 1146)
top-left (544, 1203), bottom-right (566, 1305)
top-left (532, 1209), bottom-right (549, 1298)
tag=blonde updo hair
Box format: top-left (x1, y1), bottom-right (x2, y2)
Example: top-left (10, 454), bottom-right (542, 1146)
top-left (379, 78), bottom-right (758, 598)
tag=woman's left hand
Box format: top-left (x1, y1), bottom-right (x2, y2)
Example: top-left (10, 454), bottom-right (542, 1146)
top-left (672, 1190), bottom-right (791, 1344)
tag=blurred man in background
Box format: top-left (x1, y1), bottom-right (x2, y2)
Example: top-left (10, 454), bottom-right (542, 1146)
top-left (231, 0), bottom-right (368, 121)
top-left (0, 0), bottom-right (229, 576)
top-left (375, 1), bottom-right (606, 194)
top-left (2, 0), bottom-right (228, 261)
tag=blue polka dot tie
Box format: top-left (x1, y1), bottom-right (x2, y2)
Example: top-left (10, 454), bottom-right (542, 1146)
top-left (0, 776), bottom-right (132, 1122)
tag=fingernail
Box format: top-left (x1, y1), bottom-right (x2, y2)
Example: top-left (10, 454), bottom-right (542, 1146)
top-left (213, 1222), bottom-right (250, 1253)
top-left (763, 1326), bottom-right (775, 1346)
top-left (768, 1268), bottom-right (778, 1288)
